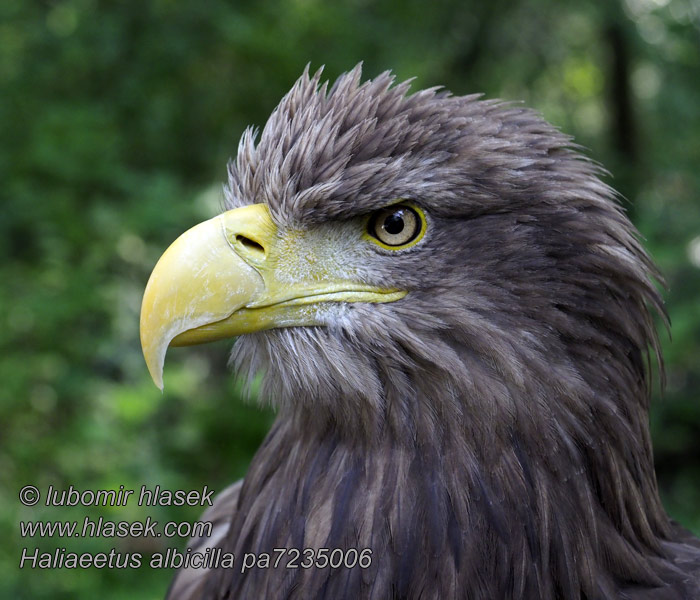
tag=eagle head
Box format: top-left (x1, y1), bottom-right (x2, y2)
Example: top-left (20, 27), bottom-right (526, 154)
top-left (139, 65), bottom-right (700, 600)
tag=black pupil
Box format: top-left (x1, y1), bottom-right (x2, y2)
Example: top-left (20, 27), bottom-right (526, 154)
top-left (383, 211), bottom-right (405, 235)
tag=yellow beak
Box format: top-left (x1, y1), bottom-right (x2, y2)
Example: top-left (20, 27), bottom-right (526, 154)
top-left (140, 204), bottom-right (405, 389)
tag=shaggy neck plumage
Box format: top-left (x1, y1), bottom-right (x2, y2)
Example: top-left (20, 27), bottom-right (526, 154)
top-left (210, 319), bottom-right (674, 600)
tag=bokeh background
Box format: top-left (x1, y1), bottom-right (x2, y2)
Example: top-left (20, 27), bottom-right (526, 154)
top-left (2, 0), bottom-right (699, 598)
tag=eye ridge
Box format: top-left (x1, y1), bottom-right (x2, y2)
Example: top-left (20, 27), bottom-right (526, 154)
top-left (368, 204), bottom-right (424, 248)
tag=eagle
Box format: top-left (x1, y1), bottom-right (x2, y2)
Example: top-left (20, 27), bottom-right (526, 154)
top-left (139, 65), bottom-right (700, 599)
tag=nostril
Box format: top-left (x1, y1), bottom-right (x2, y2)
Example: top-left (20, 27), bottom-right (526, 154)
top-left (235, 235), bottom-right (265, 255)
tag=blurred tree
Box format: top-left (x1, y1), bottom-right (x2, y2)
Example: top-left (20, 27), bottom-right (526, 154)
top-left (2, 0), bottom-right (698, 598)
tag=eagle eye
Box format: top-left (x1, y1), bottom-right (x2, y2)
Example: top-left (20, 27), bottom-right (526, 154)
top-left (367, 203), bottom-right (426, 250)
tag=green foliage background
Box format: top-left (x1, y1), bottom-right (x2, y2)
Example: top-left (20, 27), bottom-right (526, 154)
top-left (2, 0), bottom-right (699, 597)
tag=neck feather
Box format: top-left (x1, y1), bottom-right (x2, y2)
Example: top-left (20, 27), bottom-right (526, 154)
top-left (208, 360), bottom-right (673, 599)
